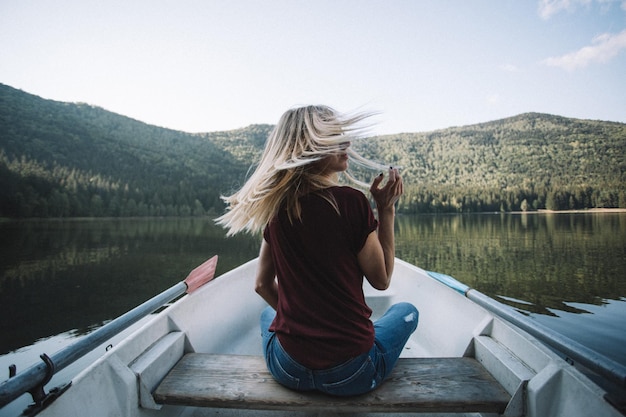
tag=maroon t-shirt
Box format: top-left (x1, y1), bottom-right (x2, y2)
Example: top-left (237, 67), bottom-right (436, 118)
top-left (263, 186), bottom-right (378, 369)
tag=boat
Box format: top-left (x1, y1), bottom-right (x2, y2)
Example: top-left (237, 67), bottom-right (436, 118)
top-left (1, 256), bottom-right (625, 417)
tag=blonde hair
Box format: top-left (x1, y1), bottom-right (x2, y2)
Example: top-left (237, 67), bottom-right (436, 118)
top-left (216, 105), bottom-right (387, 236)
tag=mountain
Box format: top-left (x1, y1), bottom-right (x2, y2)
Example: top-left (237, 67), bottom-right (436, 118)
top-left (0, 83), bottom-right (266, 217)
top-left (1, 83), bottom-right (625, 218)
top-left (352, 113), bottom-right (626, 212)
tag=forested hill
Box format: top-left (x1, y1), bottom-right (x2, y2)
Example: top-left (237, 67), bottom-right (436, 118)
top-left (0, 83), bottom-right (264, 217)
top-left (354, 113), bottom-right (626, 212)
top-left (1, 83), bottom-right (625, 218)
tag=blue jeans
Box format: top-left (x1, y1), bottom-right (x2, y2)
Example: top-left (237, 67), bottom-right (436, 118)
top-left (260, 302), bottom-right (419, 396)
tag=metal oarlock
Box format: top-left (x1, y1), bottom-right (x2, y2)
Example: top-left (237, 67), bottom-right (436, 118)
top-left (5, 354), bottom-right (71, 416)
top-left (28, 354), bottom-right (55, 405)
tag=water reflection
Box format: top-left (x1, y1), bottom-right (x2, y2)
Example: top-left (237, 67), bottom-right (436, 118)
top-left (0, 218), bottom-right (260, 354)
top-left (395, 213), bottom-right (626, 315)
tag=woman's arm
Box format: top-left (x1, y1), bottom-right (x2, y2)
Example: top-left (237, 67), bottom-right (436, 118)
top-left (255, 239), bottom-right (279, 309)
top-left (358, 167), bottom-right (403, 290)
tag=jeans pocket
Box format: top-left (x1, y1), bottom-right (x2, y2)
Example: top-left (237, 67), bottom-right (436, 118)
top-left (269, 355), bottom-right (302, 390)
top-left (320, 356), bottom-right (379, 396)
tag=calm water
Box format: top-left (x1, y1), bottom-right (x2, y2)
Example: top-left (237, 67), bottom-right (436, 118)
top-left (393, 213), bottom-right (626, 366)
top-left (1, 214), bottom-right (625, 412)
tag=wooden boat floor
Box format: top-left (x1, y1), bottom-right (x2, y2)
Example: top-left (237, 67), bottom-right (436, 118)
top-left (153, 353), bottom-right (511, 413)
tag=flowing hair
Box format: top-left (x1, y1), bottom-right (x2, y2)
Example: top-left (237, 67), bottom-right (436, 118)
top-left (215, 105), bottom-right (387, 236)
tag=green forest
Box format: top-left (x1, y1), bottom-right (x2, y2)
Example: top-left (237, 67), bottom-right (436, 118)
top-left (1, 83), bottom-right (625, 219)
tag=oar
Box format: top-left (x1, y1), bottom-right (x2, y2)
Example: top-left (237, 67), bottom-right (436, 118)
top-left (0, 255), bottom-right (218, 409)
top-left (427, 270), bottom-right (626, 389)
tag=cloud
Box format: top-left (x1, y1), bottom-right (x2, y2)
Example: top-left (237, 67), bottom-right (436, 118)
top-left (543, 29), bottom-right (626, 70)
top-left (538, 0), bottom-right (624, 19)
top-left (538, 0), bottom-right (589, 19)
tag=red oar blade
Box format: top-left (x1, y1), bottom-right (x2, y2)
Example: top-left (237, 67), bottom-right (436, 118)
top-left (184, 255), bottom-right (218, 294)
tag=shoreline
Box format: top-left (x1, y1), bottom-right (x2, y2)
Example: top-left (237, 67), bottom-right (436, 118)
top-left (534, 208), bottom-right (626, 214)
top-left (504, 208), bottom-right (626, 215)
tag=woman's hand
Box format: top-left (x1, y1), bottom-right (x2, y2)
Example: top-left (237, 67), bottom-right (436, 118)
top-left (359, 167), bottom-right (403, 288)
top-left (369, 167), bottom-right (404, 211)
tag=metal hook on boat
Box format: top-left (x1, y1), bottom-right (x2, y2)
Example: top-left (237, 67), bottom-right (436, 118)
top-left (20, 353), bottom-right (72, 417)
top-left (28, 354), bottom-right (55, 406)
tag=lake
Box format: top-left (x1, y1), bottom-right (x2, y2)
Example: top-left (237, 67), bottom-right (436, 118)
top-left (1, 213), bottom-right (625, 413)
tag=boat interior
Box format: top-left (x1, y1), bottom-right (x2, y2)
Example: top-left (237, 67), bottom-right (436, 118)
top-left (37, 258), bottom-right (622, 417)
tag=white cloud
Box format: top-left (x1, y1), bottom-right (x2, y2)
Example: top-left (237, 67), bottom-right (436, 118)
top-left (543, 29), bottom-right (626, 70)
top-left (538, 0), bottom-right (590, 19)
top-left (537, 0), bottom-right (623, 18)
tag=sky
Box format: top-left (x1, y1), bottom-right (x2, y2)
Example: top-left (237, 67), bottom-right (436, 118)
top-left (1, 0), bottom-right (625, 135)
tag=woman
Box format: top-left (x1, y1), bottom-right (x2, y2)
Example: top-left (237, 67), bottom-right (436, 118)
top-left (216, 105), bottom-right (418, 396)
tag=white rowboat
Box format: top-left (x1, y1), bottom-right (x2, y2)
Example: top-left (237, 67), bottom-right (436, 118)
top-left (2, 257), bottom-right (625, 416)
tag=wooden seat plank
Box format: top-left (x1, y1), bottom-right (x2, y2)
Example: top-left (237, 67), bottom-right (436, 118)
top-left (153, 353), bottom-right (510, 413)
